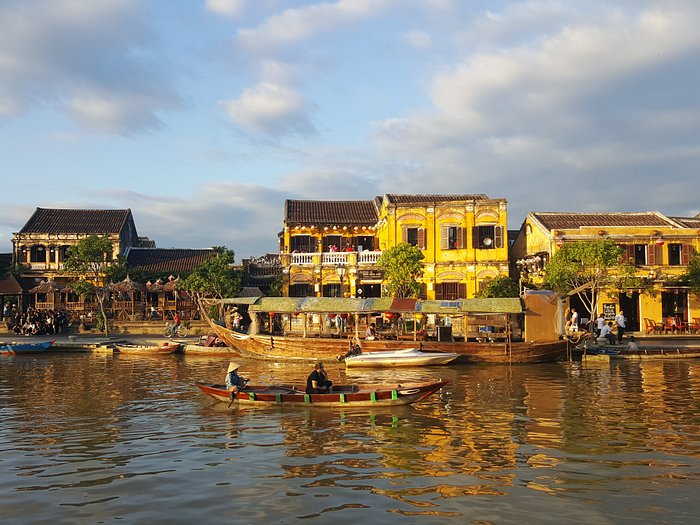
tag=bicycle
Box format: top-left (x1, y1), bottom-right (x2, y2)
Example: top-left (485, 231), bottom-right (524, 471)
top-left (163, 322), bottom-right (188, 338)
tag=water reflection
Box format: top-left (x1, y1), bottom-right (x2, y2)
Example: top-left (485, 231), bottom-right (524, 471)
top-left (0, 355), bottom-right (698, 523)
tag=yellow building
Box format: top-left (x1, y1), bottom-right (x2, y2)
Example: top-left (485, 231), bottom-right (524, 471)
top-left (280, 194), bottom-right (510, 299)
top-left (511, 211), bottom-right (700, 333)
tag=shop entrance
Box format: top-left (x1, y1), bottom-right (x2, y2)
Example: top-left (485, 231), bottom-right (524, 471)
top-left (618, 292), bottom-right (640, 332)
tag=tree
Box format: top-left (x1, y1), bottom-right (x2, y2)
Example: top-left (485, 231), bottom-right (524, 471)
top-left (376, 243), bottom-right (424, 298)
top-left (182, 247), bottom-right (241, 319)
top-left (542, 238), bottom-right (623, 327)
top-left (680, 253), bottom-right (700, 293)
top-left (62, 235), bottom-right (125, 336)
top-left (476, 275), bottom-right (519, 298)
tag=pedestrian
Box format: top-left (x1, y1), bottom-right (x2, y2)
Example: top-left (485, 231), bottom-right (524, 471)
top-left (626, 335), bottom-right (639, 352)
top-left (570, 308), bottom-right (579, 332)
top-left (595, 312), bottom-right (605, 337)
top-left (615, 310), bottom-right (626, 343)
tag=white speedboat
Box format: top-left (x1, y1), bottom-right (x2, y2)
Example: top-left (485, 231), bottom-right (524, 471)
top-left (344, 348), bottom-right (460, 368)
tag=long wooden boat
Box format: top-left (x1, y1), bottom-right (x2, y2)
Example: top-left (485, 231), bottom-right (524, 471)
top-left (208, 324), bottom-right (567, 364)
top-left (0, 340), bottom-right (55, 355)
top-left (344, 348), bottom-right (460, 368)
top-left (195, 379), bottom-right (448, 407)
top-left (113, 342), bottom-right (183, 354)
top-left (180, 343), bottom-right (238, 356)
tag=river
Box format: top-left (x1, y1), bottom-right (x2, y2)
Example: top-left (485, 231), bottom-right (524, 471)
top-left (1, 353), bottom-right (698, 524)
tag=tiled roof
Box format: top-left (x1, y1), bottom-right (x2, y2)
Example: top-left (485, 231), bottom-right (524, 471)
top-left (285, 200), bottom-right (378, 225)
top-left (19, 208), bottom-right (134, 234)
top-left (531, 212), bottom-right (679, 231)
top-left (384, 194), bottom-right (490, 205)
top-left (0, 274), bottom-right (23, 295)
top-left (670, 216), bottom-right (700, 228)
top-left (126, 248), bottom-right (214, 273)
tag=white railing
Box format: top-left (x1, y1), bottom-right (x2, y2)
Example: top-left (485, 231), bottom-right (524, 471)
top-left (322, 252), bottom-right (349, 265)
top-left (291, 253), bottom-right (315, 265)
top-left (358, 251), bottom-right (381, 264)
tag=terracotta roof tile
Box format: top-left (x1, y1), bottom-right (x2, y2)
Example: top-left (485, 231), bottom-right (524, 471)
top-left (126, 248), bottom-right (214, 273)
top-left (670, 216), bottom-right (700, 228)
top-left (285, 200), bottom-right (378, 225)
top-left (19, 208), bottom-right (134, 234)
top-left (385, 194), bottom-right (490, 205)
top-left (0, 274), bottom-right (23, 295)
top-left (532, 212), bottom-right (679, 231)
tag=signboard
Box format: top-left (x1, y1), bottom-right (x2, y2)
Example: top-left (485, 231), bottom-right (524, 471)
top-left (603, 303), bottom-right (616, 320)
top-left (358, 269), bottom-right (384, 280)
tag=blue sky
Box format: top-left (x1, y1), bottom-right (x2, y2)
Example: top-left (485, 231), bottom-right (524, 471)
top-left (1, 0), bottom-right (699, 260)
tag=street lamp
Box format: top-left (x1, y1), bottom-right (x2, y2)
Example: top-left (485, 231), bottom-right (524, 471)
top-left (336, 265), bottom-right (347, 297)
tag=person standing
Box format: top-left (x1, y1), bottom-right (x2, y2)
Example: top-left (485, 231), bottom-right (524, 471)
top-left (615, 310), bottom-right (626, 343)
top-left (570, 308), bottom-right (579, 332)
top-left (595, 313), bottom-right (605, 337)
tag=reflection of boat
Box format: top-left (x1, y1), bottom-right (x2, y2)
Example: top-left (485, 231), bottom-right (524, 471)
top-left (113, 342), bottom-right (183, 354)
top-left (610, 347), bottom-right (700, 359)
top-left (0, 340), bottom-right (55, 355)
top-left (195, 379), bottom-right (448, 407)
top-left (344, 348), bottom-right (459, 368)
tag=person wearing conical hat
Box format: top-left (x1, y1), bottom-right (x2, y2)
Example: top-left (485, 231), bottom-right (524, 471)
top-left (225, 361), bottom-right (247, 392)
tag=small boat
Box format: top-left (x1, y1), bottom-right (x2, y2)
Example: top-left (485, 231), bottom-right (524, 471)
top-left (343, 348), bottom-right (460, 368)
top-left (609, 347), bottom-right (700, 360)
top-left (181, 335), bottom-right (238, 355)
top-left (113, 342), bottom-right (183, 354)
top-left (195, 379), bottom-right (448, 407)
top-left (0, 340), bottom-right (56, 355)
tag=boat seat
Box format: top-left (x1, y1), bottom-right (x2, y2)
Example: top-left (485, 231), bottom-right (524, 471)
top-left (333, 385), bottom-right (358, 393)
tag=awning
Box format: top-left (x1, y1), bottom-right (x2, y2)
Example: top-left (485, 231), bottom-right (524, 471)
top-left (218, 296), bottom-right (263, 305)
top-left (249, 297), bottom-right (305, 312)
top-left (360, 297), bottom-right (418, 312)
top-left (416, 298), bottom-right (523, 314)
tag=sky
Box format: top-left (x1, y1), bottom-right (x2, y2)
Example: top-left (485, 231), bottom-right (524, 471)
top-left (1, 0), bottom-right (699, 261)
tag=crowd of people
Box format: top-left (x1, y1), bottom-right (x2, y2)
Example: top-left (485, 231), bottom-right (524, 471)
top-left (5, 307), bottom-right (69, 336)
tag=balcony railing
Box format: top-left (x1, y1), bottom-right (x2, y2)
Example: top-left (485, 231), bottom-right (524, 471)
top-left (290, 251), bottom-right (381, 266)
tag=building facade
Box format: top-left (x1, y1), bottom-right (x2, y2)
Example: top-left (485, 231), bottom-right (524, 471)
top-left (511, 211), bottom-right (700, 332)
top-left (279, 194), bottom-right (510, 300)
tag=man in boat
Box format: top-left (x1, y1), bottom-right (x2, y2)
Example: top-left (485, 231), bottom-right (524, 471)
top-left (337, 340), bottom-right (363, 361)
top-left (365, 323), bottom-right (379, 340)
top-left (225, 362), bottom-right (248, 393)
top-left (306, 362), bottom-right (333, 394)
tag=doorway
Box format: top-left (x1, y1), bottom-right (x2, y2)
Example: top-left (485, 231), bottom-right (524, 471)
top-left (619, 292), bottom-right (640, 332)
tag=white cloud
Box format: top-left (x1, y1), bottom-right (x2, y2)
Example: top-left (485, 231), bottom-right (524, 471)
top-left (219, 81), bottom-right (315, 136)
top-left (404, 30), bottom-right (432, 50)
top-left (205, 0), bottom-right (245, 18)
top-left (0, 0), bottom-right (180, 134)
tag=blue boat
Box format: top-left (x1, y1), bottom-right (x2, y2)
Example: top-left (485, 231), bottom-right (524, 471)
top-left (0, 340), bottom-right (56, 355)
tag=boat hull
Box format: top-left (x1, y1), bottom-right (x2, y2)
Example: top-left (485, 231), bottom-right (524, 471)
top-left (610, 348), bottom-right (700, 359)
top-left (0, 340), bottom-right (55, 355)
top-left (195, 380), bottom-right (447, 407)
top-left (209, 324), bottom-right (567, 364)
top-left (113, 342), bottom-right (183, 354)
top-left (344, 348), bottom-right (460, 368)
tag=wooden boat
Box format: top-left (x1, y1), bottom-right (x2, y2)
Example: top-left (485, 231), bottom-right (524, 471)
top-left (195, 379), bottom-right (448, 407)
top-left (208, 324), bottom-right (567, 364)
top-left (180, 343), bottom-right (237, 356)
top-left (113, 341), bottom-right (183, 354)
top-left (344, 348), bottom-right (459, 368)
top-left (609, 347), bottom-right (700, 360)
top-left (0, 340), bottom-right (55, 355)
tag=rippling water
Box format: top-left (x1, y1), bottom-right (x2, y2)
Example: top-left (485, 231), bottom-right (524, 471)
top-left (1, 353), bottom-right (698, 524)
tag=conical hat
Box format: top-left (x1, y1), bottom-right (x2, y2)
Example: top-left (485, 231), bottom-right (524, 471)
top-left (227, 362), bottom-right (241, 373)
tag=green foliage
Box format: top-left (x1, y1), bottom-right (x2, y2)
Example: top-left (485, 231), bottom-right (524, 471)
top-left (181, 246), bottom-right (241, 299)
top-left (61, 235), bottom-right (118, 335)
top-left (376, 243), bottom-right (424, 298)
top-left (268, 273), bottom-right (283, 297)
top-left (681, 253), bottom-right (700, 293)
top-left (543, 238), bottom-right (623, 320)
top-left (476, 275), bottom-right (520, 298)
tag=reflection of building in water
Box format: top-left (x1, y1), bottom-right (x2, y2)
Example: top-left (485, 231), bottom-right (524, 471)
top-left (523, 379), bottom-right (564, 466)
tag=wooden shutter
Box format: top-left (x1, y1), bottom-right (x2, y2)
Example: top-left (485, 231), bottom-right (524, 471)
top-left (472, 226), bottom-right (479, 248)
top-left (682, 244), bottom-right (690, 265)
top-left (402, 227), bottom-right (407, 243)
top-left (420, 283), bottom-right (428, 300)
top-left (458, 283), bottom-right (466, 299)
top-left (435, 283), bottom-right (443, 300)
top-left (625, 245), bottom-right (635, 264)
top-left (373, 237), bottom-right (380, 250)
top-left (648, 244), bottom-right (656, 265)
top-left (495, 225), bottom-right (503, 248)
top-left (441, 226), bottom-right (449, 250)
top-left (457, 227), bottom-right (465, 249)
top-left (418, 228), bottom-right (426, 250)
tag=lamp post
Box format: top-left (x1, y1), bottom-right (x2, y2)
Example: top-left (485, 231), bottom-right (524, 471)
top-left (335, 265), bottom-right (347, 298)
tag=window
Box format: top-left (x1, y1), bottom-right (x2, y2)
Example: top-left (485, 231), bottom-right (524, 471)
top-left (322, 284), bottom-right (342, 297)
top-left (435, 283), bottom-right (466, 300)
top-left (355, 235), bottom-right (375, 251)
top-left (472, 225), bottom-right (503, 249)
top-left (634, 244), bottom-right (647, 265)
top-left (668, 244), bottom-right (682, 266)
top-left (402, 227), bottom-right (426, 249)
top-left (323, 235), bottom-right (343, 251)
top-left (30, 245), bottom-right (47, 263)
top-left (441, 226), bottom-right (464, 250)
top-left (290, 235), bottom-right (317, 253)
top-left (289, 284), bottom-right (312, 297)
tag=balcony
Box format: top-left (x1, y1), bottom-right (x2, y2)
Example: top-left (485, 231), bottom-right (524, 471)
top-left (289, 251), bottom-right (381, 267)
